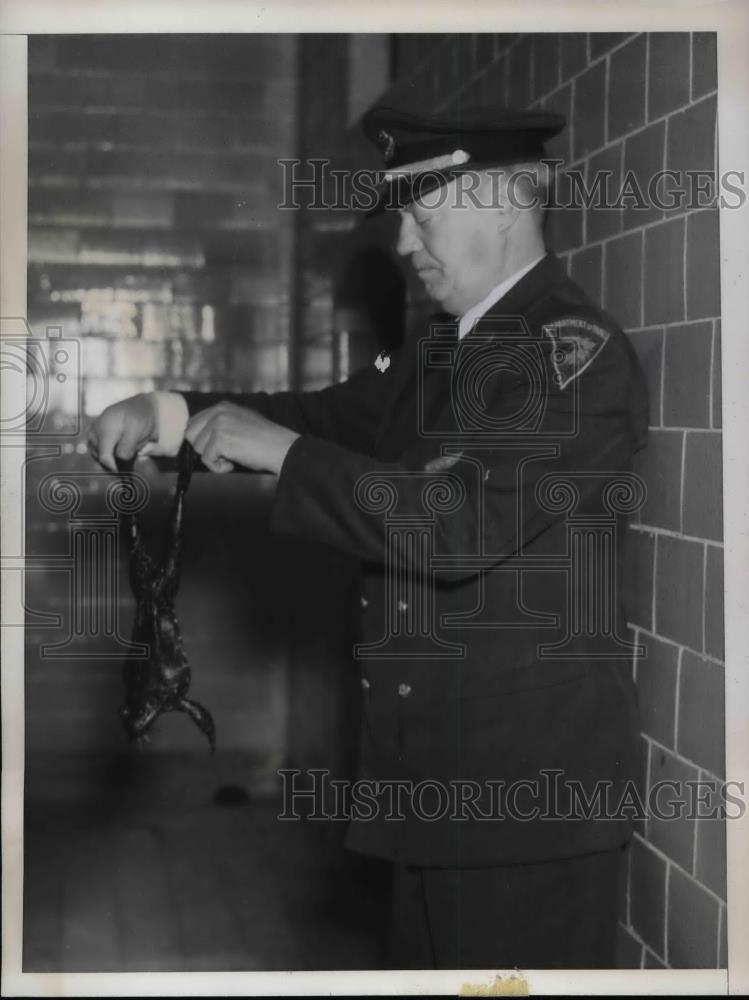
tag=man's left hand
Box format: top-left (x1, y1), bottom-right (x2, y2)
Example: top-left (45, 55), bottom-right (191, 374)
top-left (185, 402), bottom-right (299, 475)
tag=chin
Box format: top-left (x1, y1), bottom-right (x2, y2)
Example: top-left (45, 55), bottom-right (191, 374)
top-left (421, 279), bottom-right (450, 308)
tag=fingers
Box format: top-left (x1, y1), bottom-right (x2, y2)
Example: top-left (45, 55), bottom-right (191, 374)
top-left (87, 395), bottom-right (157, 473)
top-left (203, 454), bottom-right (235, 474)
top-left (184, 404), bottom-right (220, 444)
top-left (185, 406), bottom-right (236, 474)
top-left (195, 426), bottom-right (235, 473)
top-left (93, 411), bottom-right (122, 473)
top-left (114, 418), bottom-right (147, 464)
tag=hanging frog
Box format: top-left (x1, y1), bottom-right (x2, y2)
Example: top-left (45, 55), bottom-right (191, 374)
top-left (115, 440), bottom-right (215, 752)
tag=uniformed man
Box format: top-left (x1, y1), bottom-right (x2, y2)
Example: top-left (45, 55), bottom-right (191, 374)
top-left (89, 104), bottom-right (649, 970)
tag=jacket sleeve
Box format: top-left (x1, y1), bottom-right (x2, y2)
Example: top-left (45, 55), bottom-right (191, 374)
top-left (269, 331), bottom-right (648, 581)
top-left (180, 355), bottom-right (396, 455)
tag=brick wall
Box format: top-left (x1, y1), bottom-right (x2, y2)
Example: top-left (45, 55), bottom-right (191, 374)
top-left (25, 35), bottom-right (300, 777)
top-left (377, 31), bottom-right (724, 969)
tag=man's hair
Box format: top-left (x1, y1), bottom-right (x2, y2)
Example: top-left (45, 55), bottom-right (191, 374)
top-left (503, 159), bottom-right (554, 213)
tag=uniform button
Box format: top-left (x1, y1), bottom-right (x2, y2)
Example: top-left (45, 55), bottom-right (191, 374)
top-left (397, 599), bottom-right (408, 613)
top-left (361, 677), bottom-right (370, 690)
top-left (397, 683), bottom-right (412, 698)
top-left (360, 594), bottom-right (369, 608)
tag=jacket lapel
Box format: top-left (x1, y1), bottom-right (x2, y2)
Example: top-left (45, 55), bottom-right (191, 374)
top-left (373, 311), bottom-right (457, 455)
top-left (371, 253), bottom-right (567, 459)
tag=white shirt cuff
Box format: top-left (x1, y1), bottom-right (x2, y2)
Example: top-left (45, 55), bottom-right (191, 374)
top-left (138, 392), bottom-right (189, 457)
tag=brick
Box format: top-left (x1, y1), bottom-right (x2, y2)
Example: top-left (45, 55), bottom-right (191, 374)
top-left (635, 633), bottom-right (678, 746)
top-left (648, 32), bottom-right (691, 121)
top-left (677, 650), bottom-right (725, 777)
top-left (109, 74), bottom-right (148, 109)
top-left (28, 72), bottom-right (103, 109)
top-left (667, 95), bottom-right (717, 193)
top-left (140, 112), bottom-right (237, 152)
top-left (623, 527), bottom-right (655, 630)
top-left (667, 866), bottom-right (720, 967)
top-left (546, 204), bottom-right (583, 253)
top-left (508, 37), bottom-right (532, 108)
top-left (590, 33), bottom-right (632, 59)
top-left (174, 191), bottom-right (249, 231)
top-left (608, 34), bottom-right (647, 140)
top-left (627, 328), bottom-right (663, 426)
top-left (712, 321), bottom-right (722, 429)
top-left (695, 814), bottom-right (727, 898)
top-left (544, 84), bottom-right (572, 164)
top-left (587, 142), bottom-right (623, 242)
top-left (683, 431), bottom-right (723, 541)
top-left (561, 33), bottom-right (588, 79)
top-left (111, 190), bottom-right (175, 228)
top-left (29, 147), bottom-right (86, 181)
top-left (146, 75), bottom-right (273, 114)
top-left (686, 210), bottom-right (721, 320)
top-left (604, 230), bottom-right (642, 330)
top-left (28, 228), bottom-right (80, 265)
top-left (692, 33), bottom-right (718, 101)
top-left (28, 187), bottom-right (115, 227)
top-left (55, 35), bottom-right (288, 78)
top-left (573, 60), bottom-right (606, 159)
top-left (622, 120), bottom-right (666, 230)
top-left (662, 322), bottom-right (712, 428)
top-left (704, 545), bottom-right (724, 661)
top-left (532, 34), bottom-right (560, 100)
top-left (644, 217), bottom-right (685, 326)
top-left (634, 428), bottom-right (682, 531)
top-left (655, 534), bottom-right (704, 649)
top-left (83, 148), bottom-right (270, 192)
top-left (570, 243), bottom-right (602, 304)
top-left (29, 110), bottom-right (110, 146)
top-left (630, 836), bottom-right (667, 955)
top-left (616, 923), bottom-right (643, 968)
top-left (647, 745), bottom-right (698, 871)
top-left (80, 229), bottom-right (204, 268)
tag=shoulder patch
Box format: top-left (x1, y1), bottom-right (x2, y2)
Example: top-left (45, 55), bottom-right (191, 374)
top-left (374, 349), bottom-right (391, 373)
top-left (542, 317), bottom-right (611, 390)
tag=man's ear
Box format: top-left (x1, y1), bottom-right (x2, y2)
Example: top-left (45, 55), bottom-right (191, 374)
top-left (477, 169), bottom-right (518, 233)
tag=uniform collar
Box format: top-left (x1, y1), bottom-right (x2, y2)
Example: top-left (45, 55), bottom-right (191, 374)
top-left (458, 252), bottom-right (547, 339)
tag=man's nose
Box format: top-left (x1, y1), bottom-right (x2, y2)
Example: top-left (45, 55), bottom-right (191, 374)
top-left (396, 213), bottom-right (422, 257)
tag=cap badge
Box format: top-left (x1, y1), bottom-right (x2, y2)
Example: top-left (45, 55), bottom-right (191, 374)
top-left (374, 349), bottom-right (391, 373)
top-left (377, 129), bottom-right (396, 163)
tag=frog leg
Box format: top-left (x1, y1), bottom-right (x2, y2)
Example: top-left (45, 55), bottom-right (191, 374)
top-left (177, 696), bottom-right (216, 754)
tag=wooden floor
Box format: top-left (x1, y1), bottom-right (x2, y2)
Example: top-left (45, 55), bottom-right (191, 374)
top-left (23, 756), bottom-right (391, 972)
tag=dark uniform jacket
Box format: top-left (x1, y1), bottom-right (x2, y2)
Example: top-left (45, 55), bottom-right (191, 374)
top-left (183, 251), bottom-right (649, 868)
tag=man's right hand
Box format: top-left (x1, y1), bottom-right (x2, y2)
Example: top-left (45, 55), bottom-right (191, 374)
top-left (87, 393), bottom-right (158, 472)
